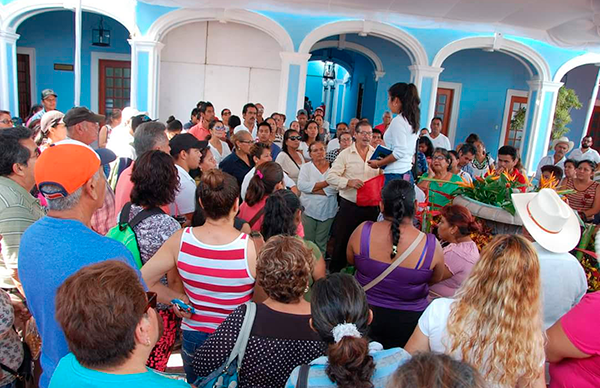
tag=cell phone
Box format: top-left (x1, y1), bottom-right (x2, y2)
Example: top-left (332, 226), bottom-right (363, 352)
top-left (171, 299), bottom-right (196, 314)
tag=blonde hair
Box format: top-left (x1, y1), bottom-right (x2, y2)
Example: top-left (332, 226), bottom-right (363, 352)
top-left (447, 234), bottom-right (544, 387)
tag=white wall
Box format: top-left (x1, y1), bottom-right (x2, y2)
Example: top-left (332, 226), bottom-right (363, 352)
top-left (159, 21), bottom-right (282, 122)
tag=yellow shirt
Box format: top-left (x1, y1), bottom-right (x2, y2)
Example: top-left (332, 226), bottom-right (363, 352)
top-left (326, 143), bottom-right (380, 203)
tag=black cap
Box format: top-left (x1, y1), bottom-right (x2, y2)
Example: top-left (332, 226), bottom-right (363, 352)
top-left (297, 109), bottom-right (308, 117)
top-left (169, 133), bottom-right (208, 157)
top-left (63, 107), bottom-right (105, 127)
top-left (131, 114), bottom-right (156, 132)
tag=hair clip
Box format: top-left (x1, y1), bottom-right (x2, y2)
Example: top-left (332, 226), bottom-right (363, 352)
top-left (331, 322), bottom-right (361, 343)
top-left (391, 245), bottom-right (398, 256)
top-left (256, 170), bottom-right (264, 180)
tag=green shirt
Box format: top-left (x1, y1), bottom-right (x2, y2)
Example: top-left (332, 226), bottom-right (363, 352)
top-left (0, 176), bottom-right (45, 288)
top-left (419, 172), bottom-right (462, 210)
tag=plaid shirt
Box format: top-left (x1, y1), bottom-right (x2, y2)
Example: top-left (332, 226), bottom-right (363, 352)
top-left (91, 182), bottom-right (116, 235)
top-left (325, 148), bottom-right (340, 165)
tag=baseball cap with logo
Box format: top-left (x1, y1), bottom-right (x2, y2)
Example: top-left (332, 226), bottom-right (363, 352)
top-left (35, 140), bottom-right (115, 199)
top-left (41, 89), bottom-right (57, 100)
top-left (63, 107), bottom-right (105, 127)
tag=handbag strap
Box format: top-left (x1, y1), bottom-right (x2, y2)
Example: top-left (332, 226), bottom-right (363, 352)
top-left (0, 362), bottom-right (21, 380)
top-left (296, 364), bottom-right (310, 388)
top-left (226, 301), bottom-right (257, 369)
top-left (363, 232), bottom-right (425, 291)
top-left (248, 208), bottom-right (266, 228)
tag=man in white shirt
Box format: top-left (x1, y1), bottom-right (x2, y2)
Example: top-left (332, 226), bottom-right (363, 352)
top-left (427, 117), bottom-right (451, 150)
top-left (534, 136), bottom-right (573, 184)
top-left (512, 189), bottom-right (587, 329)
top-left (169, 133), bottom-right (207, 223)
top-left (234, 103), bottom-right (258, 138)
top-left (569, 135), bottom-right (600, 163)
top-left (326, 122), bottom-right (380, 272)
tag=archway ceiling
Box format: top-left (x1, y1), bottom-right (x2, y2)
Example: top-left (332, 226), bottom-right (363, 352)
top-left (140, 0), bottom-right (600, 49)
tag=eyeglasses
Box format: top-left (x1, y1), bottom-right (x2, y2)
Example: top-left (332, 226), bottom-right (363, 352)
top-left (239, 140), bottom-right (254, 144)
top-left (433, 155), bottom-right (447, 161)
top-left (288, 136), bottom-right (302, 141)
top-left (357, 131), bottom-right (373, 136)
top-left (0, 119), bottom-right (13, 125)
top-left (145, 292), bottom-right (157, 312)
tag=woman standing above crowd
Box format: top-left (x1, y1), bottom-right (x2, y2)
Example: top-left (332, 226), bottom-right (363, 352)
top-left (348, 179), bottom-right (445, 349)
top-left (276, 129), bottom-right (306, 184)
top-left (207, 119), bottom-right (231, 164)
top-left (367, 82), bottom-right (421, 185)
top-left (297, 141), bottom-right (338, 255)
top-left (141, 170), bottom-right (258, 384)
top-left (286, 273), bottom-right (411, 388)
top-left (405, 234), bottom-right (545, 388)
top-left (429, 205), bottom-right (480, 300)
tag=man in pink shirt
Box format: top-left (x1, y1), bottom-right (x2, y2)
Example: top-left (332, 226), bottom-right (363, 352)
top-left (188, 101), bottom-right (215, 141)
top-left (374, 111), bottom-right (392, 135)
top-left (114, 122), bottom-right (171, 216)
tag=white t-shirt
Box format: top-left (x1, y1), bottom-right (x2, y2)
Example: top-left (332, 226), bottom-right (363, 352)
top-left (569, 147), bottom-right (600, 163)
top-left (170, 164), bottom-right (197, 216)
top-left (234, 123), bottom-right (257, 138)
top-left (299, 142), bottom-right (311, 161)
top-left (240, 166), bottom-right (296, 201)
top-left (428, 133), bottom-right (452, 150)
top-left (327, 138), bottom-right (340, 153)
top-left (383, 114), bottom-right (418, 174)
top-left (534, 242), bottom-right (587, 329)
top-left (209, 140), bottom-right (231, 165)
top-left (297, 163), bottom-right (338, 221)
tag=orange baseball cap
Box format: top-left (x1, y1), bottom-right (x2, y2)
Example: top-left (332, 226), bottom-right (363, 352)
top-left (35, 140), bottom-right (111, 199)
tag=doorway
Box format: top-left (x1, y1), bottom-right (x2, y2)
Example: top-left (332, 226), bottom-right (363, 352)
top-left (503, 95), bottom-right (528, 149)
top-left (587, 105), bottom-right (600, 149)
top-left (99, 59), bottom-right (131, 115)
top-left (434, 88), bottom-right (454, 135)
top-left (17, 53), bottom-right (32, 119)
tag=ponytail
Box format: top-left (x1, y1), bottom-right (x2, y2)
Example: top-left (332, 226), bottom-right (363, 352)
top-left (326, 337), bottom-right (375, 388)
top-left (388, 83), bottom-right (420, 133)
top-left (390, 200), bottom-right (406, 259)
top-left (244, 162), bottom-right (283, 206)
top-left (440, 205), bottom-right (481, 237)
top-left (261, 189), bottom-right (300, 240)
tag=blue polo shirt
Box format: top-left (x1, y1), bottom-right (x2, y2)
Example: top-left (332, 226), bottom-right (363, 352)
top-left (219, 152), bottom-right (254, 186)
top-left (271, 143), bottom-right (282, 161)
top-left (18, 216), bottom-right (141, 388)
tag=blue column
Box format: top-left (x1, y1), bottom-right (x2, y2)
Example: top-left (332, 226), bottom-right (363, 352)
top-left (279, 52), bottom-right (311, 126)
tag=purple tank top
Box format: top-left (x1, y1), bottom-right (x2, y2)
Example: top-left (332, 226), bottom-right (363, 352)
top-left (354, 221), bottom-right (435, 312)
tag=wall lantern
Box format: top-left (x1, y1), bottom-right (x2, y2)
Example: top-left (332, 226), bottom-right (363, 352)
top-left (92, 17), bottom-right (111, 47)
top-left (323, 61), bottom-right (336, 81)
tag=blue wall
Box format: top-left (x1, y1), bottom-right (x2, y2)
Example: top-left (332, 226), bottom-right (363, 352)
top-left (561, 64), bottom-right (599, 144)
top-left (440, 49), bottom-right (530, 156)
top-left (16, 10), bottom-right (131, 112)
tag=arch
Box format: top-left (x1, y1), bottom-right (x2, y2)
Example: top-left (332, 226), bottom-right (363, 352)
top-left (298, 20), bottom-right (427, 67)
top-left (145, 8), bottom-right (294, 52)
top-left (1, 0), bottom-right (139, 35)
top-left (310, 40), bottom-right (384, 73)
top-left (553, 53), bottom-right (600, 82)
top-left (432, 36), bottom-right (551, 82)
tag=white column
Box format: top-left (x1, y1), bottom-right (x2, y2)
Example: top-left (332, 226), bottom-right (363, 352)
top-left (278, 52), bottom-right (311, 123)
top-left (74, 0), bottom-right (83, 106)
top-left (523, 79), bottom-right (563, 174)
top-left (128, 38), bottom-right (164, 117)
top-left (582, 67), bottom-right (600, 143)
top-left (0, 31), bottom-right (20, 114)
top-left (409, 65), bottom-right (444, 129)
top-left (330, 79), bottom-right (345, 130)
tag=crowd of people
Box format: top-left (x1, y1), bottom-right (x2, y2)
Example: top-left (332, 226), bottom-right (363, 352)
top-left (0, 82), bottom-right (598, 388)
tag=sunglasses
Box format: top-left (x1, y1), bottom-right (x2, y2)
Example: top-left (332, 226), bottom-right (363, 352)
top-left (145, 292), bottom-right (157, 312)
top-left (213, 125), bottom-right (226, 131)
top-left (288, 136), bottom-right (302, 141)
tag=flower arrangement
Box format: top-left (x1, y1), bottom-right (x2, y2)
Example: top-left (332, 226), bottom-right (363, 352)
top-left (574, 224), bottom-right (600, 292)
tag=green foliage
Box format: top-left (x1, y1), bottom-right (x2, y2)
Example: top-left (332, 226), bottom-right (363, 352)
top-left (452, 173), bottom-right (527, 215)
top-left (552, 87), bottom-right (582, 140)
top-left (510, 107), bottom-right (526, 131)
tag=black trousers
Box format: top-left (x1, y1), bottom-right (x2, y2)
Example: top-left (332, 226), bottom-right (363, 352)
top-left (369, 304), bottom-right (424, 349)
top-left (330, 197), bottom-right (379, 273)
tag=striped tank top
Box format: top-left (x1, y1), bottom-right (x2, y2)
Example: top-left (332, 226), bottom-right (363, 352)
top-left (177, 227), bottom-right (255, 333)
top-left (565, 178), bottom-right (599, 212)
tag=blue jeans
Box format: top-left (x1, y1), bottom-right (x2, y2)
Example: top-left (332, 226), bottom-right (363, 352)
top-left (384, 172), bottom-right (414, 186)
top-left (181, 329), bottom-right (210, 384)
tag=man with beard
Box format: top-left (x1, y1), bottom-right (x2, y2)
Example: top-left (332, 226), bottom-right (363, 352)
top-left (569, 135), bottom-right (600, 164)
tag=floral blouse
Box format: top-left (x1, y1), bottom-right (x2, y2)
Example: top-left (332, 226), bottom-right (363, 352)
top-left (0, 290), bottom-right (23, 386)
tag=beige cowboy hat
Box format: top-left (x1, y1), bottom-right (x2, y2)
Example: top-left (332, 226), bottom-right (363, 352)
top-left (551, 136), bottom-right (574, 153)
top-left (512, 189), bottom-right (580, 253)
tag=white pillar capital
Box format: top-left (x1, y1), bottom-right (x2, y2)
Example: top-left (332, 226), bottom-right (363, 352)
top-left (374, 71), bottom-right (386, 82)
top-left (129, 39), bottom-right (165, 53)
top-left (0, 31), bottom-right (20, 43)
top-left (526, 78), bottom-right (563, 92)
top-left (408, 65), bottom-right (444, 78)
top-left (279, 51), bottom-right (311, 65)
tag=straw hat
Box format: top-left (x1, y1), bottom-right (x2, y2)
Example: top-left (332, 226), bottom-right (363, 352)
top-left (551, 136), bottom-right (574, 153)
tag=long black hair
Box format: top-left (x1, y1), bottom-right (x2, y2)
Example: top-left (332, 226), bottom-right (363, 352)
top-left (388, 82), bottom-right (420, 133)
top-left (382, 179), bottom-right (416, 259)
top-left (311, 273), bottom-right (375, 388)
top-left (261, 189), bottom-right (302, 241)
top-left (418, 136), bottom-right (434, 158)
top-left (244, 162), bottom-right (283, 206)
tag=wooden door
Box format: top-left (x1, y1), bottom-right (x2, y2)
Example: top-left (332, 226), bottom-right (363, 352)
top-left (99, 60), bottom-right (131, 115)
top-left (435, 88), bottom-right (454, 135)
top-left (504, 95), bottom-right (528, 149)
top-left (587, 106), bottom-right (600, 149)
top-left (17, 54), bottom-right (31, 120)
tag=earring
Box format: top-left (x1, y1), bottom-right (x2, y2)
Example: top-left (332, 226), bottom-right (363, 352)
top-left (304, 285), bottom-right (309, 294)
top-left (146, 339), bottom-right (151, 346)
